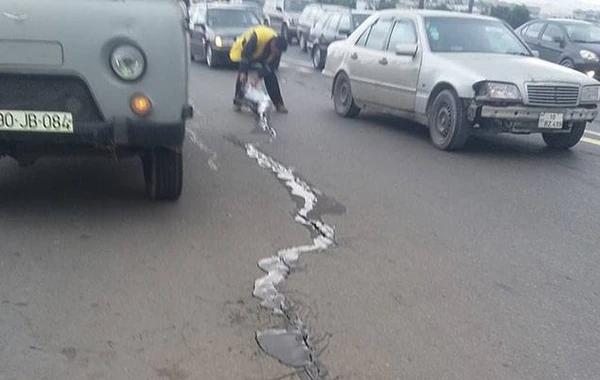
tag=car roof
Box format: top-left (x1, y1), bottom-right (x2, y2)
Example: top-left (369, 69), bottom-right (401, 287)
top-left (546, 18), bottom-right (594, 25)
top-left (375, 9), bottom-right (499, 22)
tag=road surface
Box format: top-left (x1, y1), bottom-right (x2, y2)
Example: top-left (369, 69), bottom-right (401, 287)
top-left (1, 47), bottom-right (599, 380)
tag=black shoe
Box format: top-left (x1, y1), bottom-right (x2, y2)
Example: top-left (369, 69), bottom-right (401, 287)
top-left (233, 98), bottom-right (242, 112)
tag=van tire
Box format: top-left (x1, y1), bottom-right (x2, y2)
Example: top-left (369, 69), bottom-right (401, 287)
top-left (143, 147), bottom-right (183, 200)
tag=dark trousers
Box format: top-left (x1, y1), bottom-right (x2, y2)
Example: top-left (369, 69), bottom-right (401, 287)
top-left (235, 71), bottom-right (284, 106)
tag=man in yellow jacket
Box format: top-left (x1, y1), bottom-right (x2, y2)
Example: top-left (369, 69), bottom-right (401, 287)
top-left (230, 25), bottom-right (288, 113)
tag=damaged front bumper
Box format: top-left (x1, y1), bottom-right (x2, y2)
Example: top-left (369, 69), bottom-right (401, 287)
top-left (468, 102), bottom-right (598, 134)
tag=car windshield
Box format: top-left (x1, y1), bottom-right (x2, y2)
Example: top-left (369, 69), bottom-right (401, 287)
top-left (564, 23), bottom-right (600, 43)
top-left (285, 0), bottom-right (306, 12)
top-left (207, 9), bottom-right (260, 28)
top-left (352, 13), bottom-right (371, 28)
top-left (424, 17), bottom-right (531, 55)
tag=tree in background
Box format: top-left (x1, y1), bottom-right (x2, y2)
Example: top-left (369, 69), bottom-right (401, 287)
top-left (468, 0), bottom-right (474, 13)
top-left (433, 3), bottom-right (451, 11)
top-left (490, 4), bottom-right (531, 29)
top-left (418, 0), bottom-right (425, 9)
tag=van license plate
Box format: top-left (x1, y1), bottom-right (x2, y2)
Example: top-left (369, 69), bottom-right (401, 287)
top-left (0, 110), bottom-right (73, 133)
top-left (538, 113), bottom-right (563, 129)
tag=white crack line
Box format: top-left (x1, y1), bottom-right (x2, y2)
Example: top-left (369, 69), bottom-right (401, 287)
top-left (246, 143), bottom-right (335, 312)
top-left (185, 103), bottom-right (219, 171)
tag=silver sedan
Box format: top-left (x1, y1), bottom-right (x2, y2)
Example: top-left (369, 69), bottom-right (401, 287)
top-left (322, 10), bottom-right (600, 150)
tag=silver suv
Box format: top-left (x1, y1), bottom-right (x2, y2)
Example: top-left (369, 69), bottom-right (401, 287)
top-left (0, 0), bottom-right (192, 200)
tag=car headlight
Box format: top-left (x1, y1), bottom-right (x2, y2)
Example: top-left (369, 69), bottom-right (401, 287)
top-left (580, 49), bottom-right (599, 62)
top-left (215, 36), bottom-right (223, 48)
top-left (581, 85), bottom-right (600, 103)
top-left (110, 45), bottom-right (146, 82)
top-left (477, 82), bottom-right (521, 100)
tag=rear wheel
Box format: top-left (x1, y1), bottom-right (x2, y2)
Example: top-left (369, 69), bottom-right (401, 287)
top-left (142, 147), bottom-right (183, 200)
top-left (542, 122), bottom-right (586, 149)
top-left (333, 72), bottom-right (360, 118)
top-left (428, 90), bottom-right (470, 151)
top-left (312, 45), bottom-right (325, 69)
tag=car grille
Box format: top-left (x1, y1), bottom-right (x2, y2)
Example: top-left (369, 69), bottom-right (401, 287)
top-left (526, 84), bottom-right (580, 107)
top-left (0, 74), bottom-right (103, 122)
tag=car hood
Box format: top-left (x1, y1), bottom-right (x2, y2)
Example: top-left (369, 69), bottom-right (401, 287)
top-left (574, 42), bottom-right (600, 55)
top-left (438, 53), bottom-right (598, 85)
top-left (208, 27), bottom-right (248, 39)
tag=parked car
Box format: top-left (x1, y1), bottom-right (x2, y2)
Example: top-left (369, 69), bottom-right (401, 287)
top-left (190, 3), bottom-right (262, 67)
top-left (0, 0), bottom-right (191, 199)
top-left (308, 9), bottom-right (373, 69)
top-left (263, 0), bottom-right (309, 43)
top-left (323, 10), bottom-right (600, 151)
top-left (297, 3), bottom-right (348, 51)
top-left (517, 19), bottom-right (600, 80)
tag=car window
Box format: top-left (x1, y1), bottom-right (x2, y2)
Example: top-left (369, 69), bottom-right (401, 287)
top-left (355, 25), bottom-right (371, 47)
top-left (339, 15), bottom-right (352, 32)
top-left (541, 24), bottom-right (564, 42)
top-left (328, 14), bottom-right (342, 32)
top-left (363, 19), bottom-right (393, 50)
top-left (285, 0), bottom-right (306, 12)
top-left (194, 8), bottom-right (206, 24)
top-left (564, 23), bottom-right (600, 43)
top-left (314, 13), bottom-right (330, 31)
top-left (386, 19), bottom-right (417, 50)
top-left (524, 22), bottom-right (544, 38)
top-left (207, 9), bottom-right (260, 28)
top-left (424, 16), bottom-right (530, 55)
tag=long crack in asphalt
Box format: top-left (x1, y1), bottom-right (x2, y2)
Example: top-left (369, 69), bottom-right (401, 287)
top-left (228, 89), bottom-right (345, 380)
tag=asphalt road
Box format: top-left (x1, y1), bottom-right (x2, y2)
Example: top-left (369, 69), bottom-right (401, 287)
top-left (1, 47), bottom-right (600, 380)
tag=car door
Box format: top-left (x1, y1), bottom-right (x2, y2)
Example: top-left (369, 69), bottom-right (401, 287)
top-left (345, 17), bottom-right (394, 104)
top-left (520, 21), bottom-right (544, 52)
top-left (190, 7), bottom-right (207, 58)
top-left (376, 17), bottom-right (421, 111)
top-left (538, 23), bottom-right (566, 63)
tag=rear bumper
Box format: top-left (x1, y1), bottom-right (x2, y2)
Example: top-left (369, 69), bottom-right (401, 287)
top-left (0, 117), bottom-right (188, 149)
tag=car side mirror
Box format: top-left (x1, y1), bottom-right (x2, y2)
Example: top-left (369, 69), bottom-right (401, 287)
top-left (338, 28), bottom-right (352, 38)
top-left (263, 18), bottom-right (270, 26)
top-left (276, 6), bottom-right (283, 12)
top-left (552, 36), bottom-right (566, 47)
top-left (395, 43), bottom-right (418, 57)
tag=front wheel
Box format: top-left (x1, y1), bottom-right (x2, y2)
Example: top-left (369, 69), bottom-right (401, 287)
top-left (428, 90), bottom-right (470, 151)
top-left (142, 147), bottom-right (183, 200)
top-left (560, 58), bottom-right (575, 69)
top-left (333, 72), bottom-right (360, 118)
top-left (312, 46), bottom-right (325, 70)
top-left (206, 44), bottom-right (217, 68)
top-left (299, 33), bottom-right (307, 51)
top-left (542, 122), bottom-right (586, 149)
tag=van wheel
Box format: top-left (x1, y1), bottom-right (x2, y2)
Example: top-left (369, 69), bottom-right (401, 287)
top-left (143, 147), bottom-right (183, 200)
top-left (312, 46), bottom-right (325, 69)
top-left (428, 90), bottom-right (470, 151)
top-left (299, 33), bottom-right (307, 51)
top-left (542, 122), bottom-right (586, 149)
top-left (333, 72), bottom-right (360, 118)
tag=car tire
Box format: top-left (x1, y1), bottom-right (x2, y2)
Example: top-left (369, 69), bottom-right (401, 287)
top-left (542, 122), bottom-right (586, 149)
top-left (206, 44), bottom-right (217, 68)
top-left (299, 33), bottom-right (307, 51)
top-left (282, 24), bottom-right (292, 44)
top-left (428, 89), bottom-right (470, 151)
top-left (333, 72), bottom-right (360, 118)
top-left (143, 147), bottom-right (183, 200)
top-left (560, 58), bottom-right (575, 69)
top-left (312, 45), bottom-right (325, 70)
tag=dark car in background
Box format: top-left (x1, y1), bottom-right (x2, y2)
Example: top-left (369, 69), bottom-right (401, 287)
top-left (296, 3), bottom-right (348, 51)
top-left (190, 3), bottom-right (262, 67)
top-left (307, 9), bottom-right (373, 69)
top-left (263, 0), bottom-right (309, 43)
top-left (517, 19), bottom-right (600, 80)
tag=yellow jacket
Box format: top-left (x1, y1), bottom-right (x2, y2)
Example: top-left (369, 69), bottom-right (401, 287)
top-left (229, 25), bottom-right (278, 63)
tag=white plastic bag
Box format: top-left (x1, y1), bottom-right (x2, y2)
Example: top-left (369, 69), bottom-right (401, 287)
top-left (244, 80), bottom-right (273, 116)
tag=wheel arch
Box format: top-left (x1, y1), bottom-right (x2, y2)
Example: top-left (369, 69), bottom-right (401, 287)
top-left (426, 82), bottom-right (460, 114)
top-left (331, 69), bottom-right (349, 98)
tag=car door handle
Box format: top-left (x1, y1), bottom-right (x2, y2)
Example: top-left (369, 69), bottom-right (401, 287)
top-left (350, 52), bottom-right (358, 60)
top-left (379, 58), bottom-right (388, 65)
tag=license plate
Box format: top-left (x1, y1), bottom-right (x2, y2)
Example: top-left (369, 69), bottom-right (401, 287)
top-left (538, 112), bottom-right (564, 129)
top-left (0, 110), bottom-right (73, 133)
